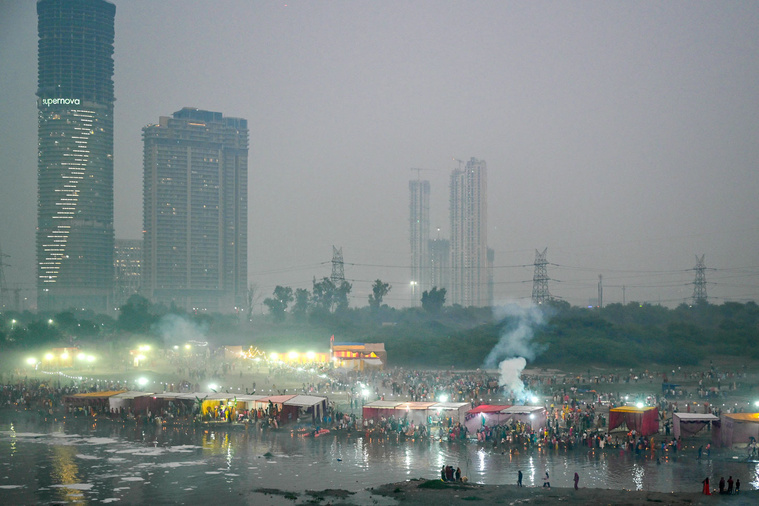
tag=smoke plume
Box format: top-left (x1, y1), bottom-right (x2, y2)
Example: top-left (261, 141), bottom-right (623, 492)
top-left (484, 301), bottom-right (548, 403)
top-left (152, 314), bottom-right (209, 347)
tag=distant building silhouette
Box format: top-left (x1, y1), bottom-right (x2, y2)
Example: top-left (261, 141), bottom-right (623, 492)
top-left (36, 0), bottom-right (116, 312)
top-left (142, 108), bottom-right (248, 313)
top-left (409, 179), bottom-right (430, 300)
top-left (428, 237), bottom-right (450, 294)
top-left (449, 157), bottom-right (489, 307)
top-left (113, 239), bottom-right (141, 309)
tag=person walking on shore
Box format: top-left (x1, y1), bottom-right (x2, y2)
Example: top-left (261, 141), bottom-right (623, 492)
top-left (727, 476), bottom-right (733, 494)
top-left (543, 472), bottom-right (550, 488)
top-left (574, 472), bottom-right (579, 490)
top-left (702, 477), bottom-right (711, 495)
top-left (517, 470), bottom-right (523, 487)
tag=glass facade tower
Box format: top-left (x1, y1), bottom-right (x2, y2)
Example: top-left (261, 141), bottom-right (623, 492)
top-left (142, 108), bottom-right (248, 313)
top-left (36, 0), bottom-right (116, 312)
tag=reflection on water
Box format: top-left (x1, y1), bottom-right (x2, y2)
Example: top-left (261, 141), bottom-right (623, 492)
top-left (0, 410), bottom-right (758, 505)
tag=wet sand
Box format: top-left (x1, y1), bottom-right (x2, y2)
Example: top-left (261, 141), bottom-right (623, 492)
top-left (367, 479), bottom-right (759, 505)
top-left (251, 480), bottom-right (759, 505)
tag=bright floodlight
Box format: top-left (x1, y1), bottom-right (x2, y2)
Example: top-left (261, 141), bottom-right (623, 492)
top-left (270, 352), bottom-right (279, 361)
top-left (754, 400), bottom-right (759, 407)
top-left (209, 383), bottom-right (218, 391)
top-left (60, 352), bottom-right (69, 360)
top-left (26, 357), bottom-right (36, 365)
top-left (362, 388), bottom-right (370, 398)
top-left (439, 394), bottom-right (449, 403)
top-left (531, 395), bottom-right (539, 404)
top-left (48, 319), bottom-right (54, 324)
top-left (185, 344), bottom-right (191, 350)
top-left (78, 352), bottom-right (86, 360)
top-left (137, 377), bottom-right (148, 386)
top-left (306, 351), bottom-right (315, 360)
top-left (636, 402), bottom-right (644, 409)
top-left (45, 353), bottom-right (54, 361)
top-left (86, 355), bottom-right (95, 362)
top-left (288, 351), bottom-right (299, 360)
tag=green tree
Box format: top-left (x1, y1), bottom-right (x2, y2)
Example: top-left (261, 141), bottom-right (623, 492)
top-left (421, 287), bottom-right (446, 314)
top-left (292, 288), bottom-right (310, 321)
top-left (263, 285), bottom-right (294, 322)
top-left (118, 294), bottom-right (156, 333)
top-left (368, 279), bottom-right (391, 309)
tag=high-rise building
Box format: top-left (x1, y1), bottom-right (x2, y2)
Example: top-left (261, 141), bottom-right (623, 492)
top-left (113, 239), bottom-right (141, 309)
top-left (36, 0), bottom-right (116, 312)
top-left (142, 108), bottom-right (248, 313)
top-left (449, 157), bottom-right (489, 307)
top-left (409, 179), bottom-right (430, 302)
top-left (428, 236), bottom-right (450, 293)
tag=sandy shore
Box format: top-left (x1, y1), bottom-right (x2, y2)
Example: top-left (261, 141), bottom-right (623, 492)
top-left (250, 480), bottom-right (759, 505)
top-left (365, 479), bottom-right (759, 505)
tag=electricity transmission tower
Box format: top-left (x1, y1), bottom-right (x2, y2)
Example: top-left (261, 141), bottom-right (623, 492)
top-left (692, 254), bottom-right (707, 303)
top-left (531, 248), bottom-right (551, 304)
top-left (331, 246), bottom-right (345, 285)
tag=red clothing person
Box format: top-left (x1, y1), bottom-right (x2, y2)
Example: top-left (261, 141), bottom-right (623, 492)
top-left (702, 477), bottom-right (711, 495)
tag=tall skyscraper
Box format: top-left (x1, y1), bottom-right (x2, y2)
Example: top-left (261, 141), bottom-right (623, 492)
top-left (36, 0), bottom-right (116, 312)
top-left (449, 157), bottom-right (489, 307)
top-left (428, 236), bottom-right (450, 293)
top-left (142, 108), bottom-right (248, 313)
top-left (113, 239), bottom-right (141, 309)
top-left (409, 178), bottom-right (430, 302)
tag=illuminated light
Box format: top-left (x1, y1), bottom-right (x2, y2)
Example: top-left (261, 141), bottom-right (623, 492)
top-left (60, 352), bottom-right (69, 360)
top-left (86, 355), bottom-right (95, 363)
top-left (306, 351), bottom-right (315, 360)
top-left (288, 351), bottom-right (299, 360)
top-left (26, 357), bottom-right (37, 365)
top-left (636, 402), bottom-right (644, 409)
top-left (78, 353), bottom-right (86, 360)
top-left (137, 377), bottom-right (148, 386)
top-left (209, 383), bottom-right (218, 390)
top-left (136, 354), bottom-right (145, 361)
top-left (185, 344), bottom-right (191, 350)
top-left (439, 394), bottom-right (449, 403)
top-left (270, 352), bottom-right (279, 361)
top-left (45, 353), bottom-right (54, 361)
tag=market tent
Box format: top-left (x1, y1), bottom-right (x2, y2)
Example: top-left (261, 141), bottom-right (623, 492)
top-left (608, 406), bottom-right (659, 436)
top-left (429, 402), bottom-right (470, 426)
top-left (500, 405), bottom-right (547, 430)
top-left (108, 391), bottom-right (153, 413)
top-left (284, 395), bottom-right (329, 423)
top-left (464, 404), bottom-right (511, 433)
top-left (395, 402), bottom-right (437, 425)
top-left (715, 412), bottom-right (759, 448)
top-left (362, 400), bottom-right (403, 421)
top-left (253, 395), bottom-right (298, 424)
top-left (64, 390), bottom-right (127, 408)
top-left (673, 412), bottom-right (719, 439)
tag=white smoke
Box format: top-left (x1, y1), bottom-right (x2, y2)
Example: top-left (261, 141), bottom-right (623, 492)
top-left (152, 314), bottom-right (209, 347)
top-left (485, 302), bottom-right (548, 404)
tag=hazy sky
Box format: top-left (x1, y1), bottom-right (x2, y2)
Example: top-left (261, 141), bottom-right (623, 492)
top-left (1, 0), bottom-right (758, 310)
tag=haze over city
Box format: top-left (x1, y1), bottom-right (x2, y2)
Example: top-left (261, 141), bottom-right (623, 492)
top-left (1, 0), bottom-right (758, 310)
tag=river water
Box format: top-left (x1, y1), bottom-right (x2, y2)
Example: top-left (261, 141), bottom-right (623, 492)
top-left (1, 409), bottom-right (757, 505)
